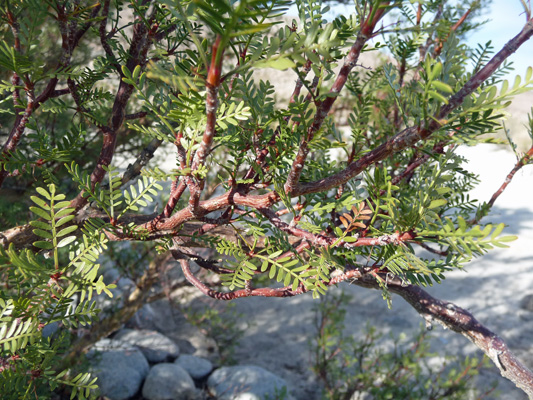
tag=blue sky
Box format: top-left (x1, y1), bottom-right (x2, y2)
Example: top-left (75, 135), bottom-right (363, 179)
top-left (468, 0), bottom-right (533, 75)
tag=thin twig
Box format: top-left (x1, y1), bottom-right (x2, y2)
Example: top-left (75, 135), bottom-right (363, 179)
top-left (99, 0), bottom-right (121, 74)
top-left (121, 138), bottom-right (163, 185)
top-left (469, 144), bottom-right (533, 225)
top-left (258, 207), bottom-right (416, 248)
top-left (189, 35), bottom-right (225, 211)
top-left (0, 85), bottom-right (34, 188)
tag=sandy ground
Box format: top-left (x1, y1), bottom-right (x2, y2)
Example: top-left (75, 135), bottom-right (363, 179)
top-left (215, 144), bottom-right (533, 400)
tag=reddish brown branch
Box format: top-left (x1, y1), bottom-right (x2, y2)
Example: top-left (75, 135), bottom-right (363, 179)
top-left (294, 18), bottom-right (533, 197)
top-left (71, 8), bottom-right (154, 211)
top-left (284, 4), bottom-right (390, 195)
top-left (142, 189), bottom-right (280, 233)
top-left (175, 256), bottom-right (375, 300)
top-left (3, 86), bottom-right (34, 156)
top-left (0, 85), bottom-right (35, 188)
top-left (438, 19), bottom-right (533, 118)
top-left (433, 6), bottom-right (473, 57)
top-left (188, 35), bottom-right (225, 211)
top-left (290, 59), bottom-right (312, 104)
top-left (418, 4), bottom-right (444, 66)
top-left (191, 38), bottom-right (224, 166)
top-left (7, 9), bottom-right (21, 110)
top-left (258, 207), bottom-right (416, 248)
top-left (161, 131), bottom-right (192, 217)
top-left (276, 203), bottom-right (305, 217)
top-left (174, 251), bottom-right (533, 397)
top-left (486, 146), bottom-right (533, 208)
top-left (353, 274), bottom-right (533, 397)
top-left (174, 131), bottom-right (188, 170)
top-left (470, 145), bottom-right (533, 225)
top-left (163, 180), bottom-right (187, 218)
top-left (1, 1), bottom-right (101, 189)
top-left (0, 80), bottom-right (58, 184)
top-left (176, 257), bottom-right (308, 300)
top-left (1, 190), bottom-right (280, 248)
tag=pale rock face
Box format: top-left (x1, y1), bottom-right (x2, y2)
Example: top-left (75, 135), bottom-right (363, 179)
top-left (114, 328), bottom-right (181, 362)
top-left (87, 338), bottom-right (149, 400)
top-left (174, 354), bottom-right (213, 380)
top-left (142, 363), bottom-right (200, 400)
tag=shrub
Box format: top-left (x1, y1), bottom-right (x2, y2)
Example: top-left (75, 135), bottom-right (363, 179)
top-left (1, 0), bottom-right (533, 398)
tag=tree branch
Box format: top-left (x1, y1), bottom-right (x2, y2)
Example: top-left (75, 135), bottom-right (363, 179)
top-left (71, 5), bottom-right (154, 211)
top-left (284, 3), bottom-right (390, 195)
top-left (258, 207), bottom-right (416, 248)
top-left (174, 247), bottom-right (533, 397)
top-left (0, 1), bottom-right (103, 189)
top-left (0, 84), bottom-right (35, 188)
top-left (99, 0), bottom-right (121, 74)
top-left (294, 17), bottom-right (533, 197)
top-left (353, 274), bottom-right (533, 398)
top-left (470, 144), bottom-right (533, 224)
top-left (121, 138), bottom-right (163, 185)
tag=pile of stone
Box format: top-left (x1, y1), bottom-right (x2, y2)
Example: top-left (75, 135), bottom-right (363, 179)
top-left (87, 328), bottom-right (291, 400)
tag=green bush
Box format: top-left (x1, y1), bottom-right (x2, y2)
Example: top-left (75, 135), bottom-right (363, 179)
top-left (1, 0), bottom-right (533, 398)
top-left (310, 291), bottom-right (497, 400)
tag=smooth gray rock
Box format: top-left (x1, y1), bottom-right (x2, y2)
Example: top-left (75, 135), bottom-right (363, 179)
top-left (87, 338), bottom-right (149, 400)
top-left (175, 354), bottom-right (213, 380)
top-left (130, 300), bottom-right (180, 333)
top-left (520, 294), bottom-right (533, 312)
top-left (41, 321), bottom-right (59, 339)
top-left (114, 328), bottom-right (180, 362)
top-left (129, 299), bottom-right (218, 358)
top-left (207, 365), bottom-right (290, 400)
top-left (142, 363), bottom-right (199, 400)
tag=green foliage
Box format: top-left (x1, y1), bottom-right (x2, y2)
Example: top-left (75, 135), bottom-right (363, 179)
top-left (30, 184), bottom-right (77, 253)
top-left (1, 0), bottom-right (532, 397)
top-left (0, 184), bottom-right (117, 399)
top-left (121, 175), bottom-right (163, 219)
top-left (0, 331), bottom-right (98, 400)
top-left (67, 163), bottom-right (162, 222)
top-left (310, 291), bottom-right (497, 400)
top-left (0, 299), bottom-right (40, 354)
